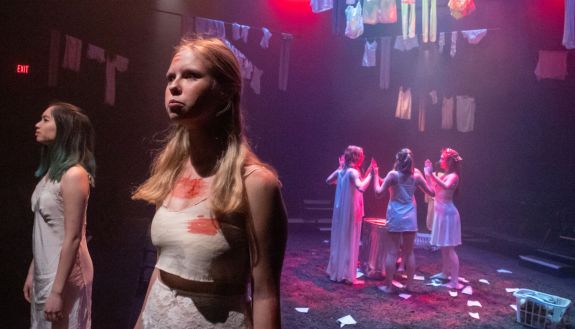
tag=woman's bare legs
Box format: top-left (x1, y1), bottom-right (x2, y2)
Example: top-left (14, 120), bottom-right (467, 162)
top-left (400, 232), bottom-right (416, 291)
top-left (442, 246), bottom-right (463, 289)
top-left (382, 231), bottom-right (401, 293)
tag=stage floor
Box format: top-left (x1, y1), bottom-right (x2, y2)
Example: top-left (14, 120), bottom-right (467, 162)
top-left (280, 225), bottom-right (575, 329)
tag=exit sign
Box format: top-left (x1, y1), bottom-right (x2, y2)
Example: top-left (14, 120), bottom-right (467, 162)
top-left (16, 64), bottom-right (30, 74)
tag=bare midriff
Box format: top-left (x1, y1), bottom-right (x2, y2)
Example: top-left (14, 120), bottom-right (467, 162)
top-left (159, 270), bottom-right (245, 296)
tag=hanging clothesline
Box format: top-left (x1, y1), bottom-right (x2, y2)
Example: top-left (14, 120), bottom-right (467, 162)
top-left (191, 16), bottom-right (296, 39)
top-left (360, 27), bottom-right (501, 40)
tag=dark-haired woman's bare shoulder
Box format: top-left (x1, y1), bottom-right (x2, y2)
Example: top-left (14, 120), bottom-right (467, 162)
top-left (61, 165), bottom-right (90, 195)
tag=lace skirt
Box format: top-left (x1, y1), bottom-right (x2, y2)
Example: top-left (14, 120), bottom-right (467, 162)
top-left (142, 279), bottom-right (248, 329)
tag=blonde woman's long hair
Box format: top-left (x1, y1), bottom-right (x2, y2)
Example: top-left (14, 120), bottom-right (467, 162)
top-left (132, 36), bottom-right (270, 216)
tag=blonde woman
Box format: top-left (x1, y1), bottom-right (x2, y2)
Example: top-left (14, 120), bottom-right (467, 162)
top-left (132, 37), bottom-right (287, 328)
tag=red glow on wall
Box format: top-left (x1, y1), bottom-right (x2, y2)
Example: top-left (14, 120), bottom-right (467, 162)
top-left (16, 64), bottom-right (30, 74)
top-left (271, 0), bottom-right (312, 14)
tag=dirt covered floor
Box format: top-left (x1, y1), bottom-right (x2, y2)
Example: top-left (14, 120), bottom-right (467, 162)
top-left (280, 225), bottom-right (575, 329)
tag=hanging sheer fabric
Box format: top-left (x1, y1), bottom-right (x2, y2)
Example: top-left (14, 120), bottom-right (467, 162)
top-left (422, 0), bottom-right (437, 43)
top-left (345, 2), bottom-right (364, 39)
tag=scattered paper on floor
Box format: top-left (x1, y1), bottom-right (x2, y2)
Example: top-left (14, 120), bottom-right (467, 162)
top-left (458, 277), bottom-right (469, 283)
top-left (462, 286), bottom-right (473, 295)
top-left (468, 312), bottom-right (480, 319)
top-left (506, 288), bottom-right (519, 293)
top-left (413, 275), bottom-right (425, 281)
top-left (295, 307), bottom-right (309, 313)
top-left (479, 279), bottom-right (490, 285)
top-left (399, 293), bottom-right (412, 300)
top-left (467, 300), bottom-right (482, 307)
top-left (497, 269), bottom-right (512, 274)
top-left (449, 290), bottom-right (458, 297)
top-left (337, 315), bottom-right (357, 327)
top-left (510, 304), bottom-right (517, 311)
top-left (392, 280), bottom-right (405, 289)
top-left (356, 270), bottom-right (364, 279)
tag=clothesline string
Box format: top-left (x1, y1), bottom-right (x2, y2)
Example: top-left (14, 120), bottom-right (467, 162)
top-left (192, 16), bottom-right (297, 38)
top-left (150, 9), bottom-right (297, 38)
top-left (361, 27), bottom-right (501, 40)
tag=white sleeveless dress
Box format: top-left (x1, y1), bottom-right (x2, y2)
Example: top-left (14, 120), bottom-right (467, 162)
top-left (31, 175), bottom-right (93, 329)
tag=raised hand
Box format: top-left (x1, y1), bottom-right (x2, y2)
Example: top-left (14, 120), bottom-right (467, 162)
top-left (338, 154), bottom-right (345, 169)
top-left (424, 159), bottom-right (433, 175)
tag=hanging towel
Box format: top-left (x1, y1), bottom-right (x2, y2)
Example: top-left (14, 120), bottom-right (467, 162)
top-left (240, 25), bottom-right (250, 43)
top-left (429, 90), bottom-right (438, 104)
top-left (401, 0), bottom-right (416, 39)
top-left (450, 31), bottom-right (458, 58)
top-left (564, 0), bottom-right (575, 49)
top-left (105, 54), bottom-right (129, 106)
top-left (534, 50), bottom-right (568, 80)
top-left (362, 40), bottom-right (378, 67)
top-left (422, 0), bottom-right (437, 43)
top-left (87, 44), bottom-right (105, 63)
top-left (461, 29), bottom-right (487, 45)
top-left (394, 35), bottom-right (419, 51)
top-left (260, 27), bottom-right (272, 48)
top-left (441, 97), bottom-right (454, 129)
top-left (48, 29), bottom-right (61, 87)
top-left (279, 33), bottom-right (293, 91)
top-left (62, 35), bottom-right (82, 72)
top-left (345, 2), bottom-right (364, 39)
top-left (379, 36), bottom-right (392, 89)
top-left (250, 66), bottom-right (263, 95)
top-left (310, 0), bottom-right (333, 13)
top-left (418, 96), bottom-right (427, 132)
top-left (232, 23), bottom-right (241, 40)
top-left (363, 0), bottom-right (397, 24)
top-left (456, 95), bottom-right (475, 132)
top-left (395, 87), bottom-right (412, 120)
top-left (195, 17), bottom-right (226, 38)
top-left (438, 32), bottom-right (446, 53)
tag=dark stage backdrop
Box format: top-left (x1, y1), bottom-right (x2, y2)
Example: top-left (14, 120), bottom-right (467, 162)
top-left (1, 0), bottom-right (574, 327)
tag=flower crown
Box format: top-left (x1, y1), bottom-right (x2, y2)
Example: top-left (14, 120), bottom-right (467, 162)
top-left (442, 148), bottom-right (463, 162)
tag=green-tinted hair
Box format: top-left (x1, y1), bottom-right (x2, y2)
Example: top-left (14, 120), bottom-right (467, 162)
top-left (35, 102), bottom-right (96, 185)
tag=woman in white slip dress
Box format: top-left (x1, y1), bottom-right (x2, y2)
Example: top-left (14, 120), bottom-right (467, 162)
top-left (326, 146), bottom-right (373, 285)
top-left (373, 148), bottom-right (434, 293)
top-left (425, 148), bottom-right (463, 290)
top-left (24, 102), bottom-right (95, 328)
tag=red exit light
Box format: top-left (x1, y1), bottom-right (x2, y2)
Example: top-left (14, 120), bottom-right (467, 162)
top-left (16, 64), bottom-right (30, 74)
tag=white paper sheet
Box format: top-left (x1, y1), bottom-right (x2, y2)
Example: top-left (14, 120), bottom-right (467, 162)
top-left (337, 315), bottom-right (357, 327)
top-left (468, 312), bottom-right (480, 319)
top-left (467, 300), bottom-right (482, 307)
top-left (462, 286), bottom-right (473, 295)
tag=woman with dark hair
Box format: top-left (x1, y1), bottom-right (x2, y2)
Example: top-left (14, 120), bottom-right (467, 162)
top-left (326, 145), bottom-right (373, 284)
top-left (24, 102), bottom-right (95, 328)
top-left (373, 148), bottom-right (434, 293)
top-left (425, 148), bottom-right (463, 289)
top-left (132, 36), bottom-right (287, 328)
